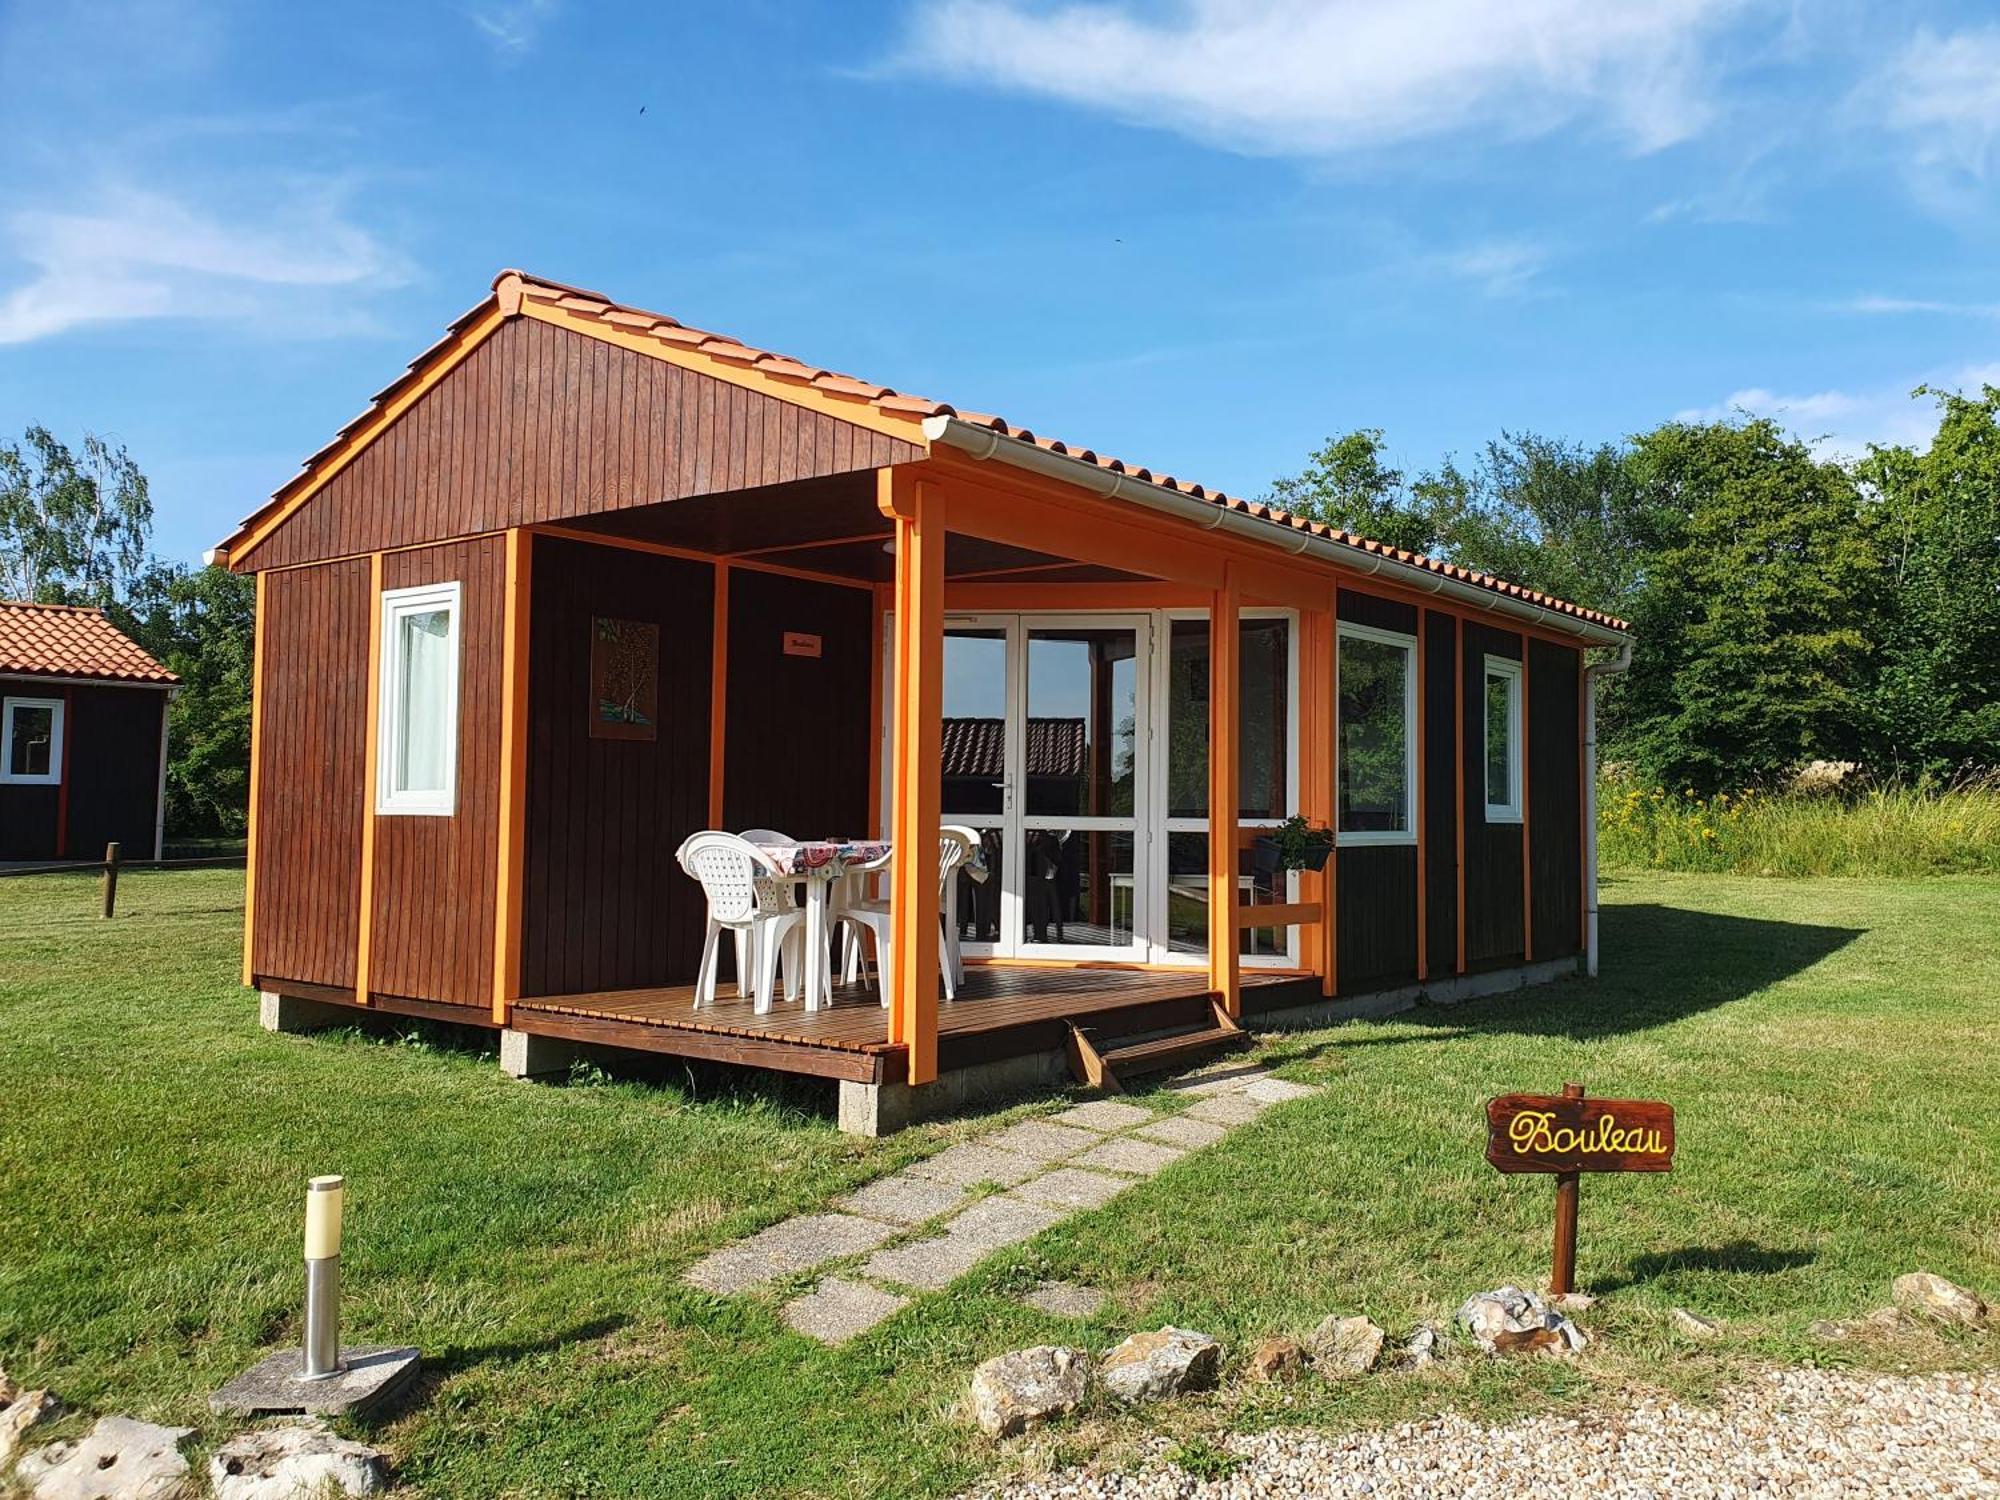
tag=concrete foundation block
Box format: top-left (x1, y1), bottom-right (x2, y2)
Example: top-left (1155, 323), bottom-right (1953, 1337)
top-left (259, 990), bottom-right (354, 1033)
top-left (499, 1028), bottom-right (584, 1080)
top-left (837, 1049), bottom-right (1073, 1137)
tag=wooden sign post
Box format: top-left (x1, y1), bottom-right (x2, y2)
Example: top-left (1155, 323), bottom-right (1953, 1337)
top-left (1485, 1082), bottom-right (1675, 1295)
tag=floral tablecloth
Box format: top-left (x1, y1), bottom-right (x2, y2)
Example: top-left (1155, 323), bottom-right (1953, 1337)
top-left (757, 840), bottom-right (892, 877)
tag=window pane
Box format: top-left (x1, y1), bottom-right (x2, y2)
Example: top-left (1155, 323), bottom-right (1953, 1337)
top-left (395, 608), bottom-right (453, 794)
top-left (1166, 831), bottom-right (1287, 957)
top-left (941, 629), bottom-right (1007, 816)
top-left (1023, 829), bottom-right (1135, 947)
top-left (1338, 635), bottom-right (1410, 833)
top-left (1485, 671), bottom-right (1513, 808)
top-left (1167, 617), bottom-right (1291, 820)
top-left (8, 705), bottom-right (53, 777)
top-left (948, 825), bottom-right (1005, 944)
top-left (1025, 628), bottom-right (1136, 817)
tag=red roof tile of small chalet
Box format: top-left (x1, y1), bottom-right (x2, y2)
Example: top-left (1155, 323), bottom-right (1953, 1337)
top-left (221, 270), bottom-right (1627, 635)
top-left (0, 601), bottom-right (177, 685)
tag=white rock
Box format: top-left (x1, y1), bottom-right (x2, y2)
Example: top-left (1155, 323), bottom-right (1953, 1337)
top-left (969, 1346), bottom-right (1089, 1437)
top-left (1, 1385), bottom-right (63, 1468)
top-left (208, 1422), bottom-right (387, 1500)
top-left (15, 1415), bottom-right (192, 1500)
top-left (1672, 1308), bottom-right (1722, 1339)
top-left (1456, 1286), bottom-right (1586, 1357)
top-left (1892, 1271), bottom-right (1988, 1327)
top-left (1307, 1315), bottom-right (1385, 1377)
top-left (1099, 1327), bottom-right (1222, 1403)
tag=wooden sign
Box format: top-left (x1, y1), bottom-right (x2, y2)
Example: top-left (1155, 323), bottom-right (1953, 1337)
top-left (1486, 1092), bottom-right (1674, 1174)
top-left (782, 631), bottom-right (822, 658)
top-left (1484, 1083), bottom-right (1674, 1295)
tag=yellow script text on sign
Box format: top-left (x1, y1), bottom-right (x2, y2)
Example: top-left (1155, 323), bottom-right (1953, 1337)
top-left (1507, 1110), bottom-right (1666, 1160)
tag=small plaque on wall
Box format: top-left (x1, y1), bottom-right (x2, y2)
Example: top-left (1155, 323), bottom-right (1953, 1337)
top-left (783, 631), bottom-right (822, 659)
top-left (589, 616), bottom-right (659, 741)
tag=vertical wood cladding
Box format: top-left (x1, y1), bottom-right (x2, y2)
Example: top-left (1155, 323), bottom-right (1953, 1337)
top-left (1336, 845), bottom-right (1418, 990)
top-left (520, 536), bottom-right (714, 997)
top-left (1528, 638), bottom-right (1583, 959)
top-left (252, 559), bottom-right (370, 989)
top-left (368, 537), bottom-right (505, 1009)
top-left (722, 571), bottom-right (873, 842)
top-left (1422, 610), bottom-right (1458, 978)
top-left (1461, 621), bottom-right (1525, 967)
top-left (246, 317), bottom-right (924, 569)
top-left (63, 686), bottom-right (166, 856)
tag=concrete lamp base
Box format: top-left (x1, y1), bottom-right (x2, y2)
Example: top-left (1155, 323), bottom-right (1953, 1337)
top-left (209, 1345), bottom-right (421, 1417)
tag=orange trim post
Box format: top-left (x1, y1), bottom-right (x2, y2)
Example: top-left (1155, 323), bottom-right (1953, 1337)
top-left (355, 553), bottom-right (383, 1006)
top-left (1521, 638), bottom-right (1534, 963)
top-left (1208, 566), bottom-right (1242, 1016)
top-left (1415, 610), bottom-right (1429, 983)
top-left (492, 529), bottom-right (533, 1024)
top-left (709, 561), bottom-right (730, 828)
top-left (881, 468), bottom-right (944, 1084)
top-left (1301, 604), bottom-right (1337, 997)
top-left (242, 572), bottom-right (267, 986)
top-left (1454, 613), bottom-right (1467, 975)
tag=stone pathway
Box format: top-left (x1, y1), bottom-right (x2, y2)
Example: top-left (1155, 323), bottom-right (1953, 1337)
top-left (682, 1064), bottom-right (1320, 1344)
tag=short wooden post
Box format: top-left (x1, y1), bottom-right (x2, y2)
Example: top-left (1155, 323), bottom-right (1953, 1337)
top-left (1549, 1081), bottom-right (1584, 1295)
top-left (101, 841), bottom-right (122, 919)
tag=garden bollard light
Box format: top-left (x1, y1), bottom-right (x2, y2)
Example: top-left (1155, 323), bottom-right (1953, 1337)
top-left (301, 1175), bottom-right (345, 1380)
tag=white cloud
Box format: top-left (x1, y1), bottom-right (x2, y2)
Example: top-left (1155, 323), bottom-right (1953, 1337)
top-left (1842, 294), bottom-right (2000, 319)
top-left (0, 185), bottom-right (404, 345)
top-left (467, 0), bottom-right (559, 56)
top-left (1431, 239), bottom-right (1551, 297)
top-left (1868, 26), bottom-right (2000, 182)
top-left (893, 0), bottom-right (1761, 157)
top-left (1673, 363), bottom-right (2000, 456)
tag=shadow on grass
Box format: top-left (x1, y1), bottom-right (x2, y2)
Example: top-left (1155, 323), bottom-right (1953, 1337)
top-left (1592, 1240), bottom-right (1817, 1295)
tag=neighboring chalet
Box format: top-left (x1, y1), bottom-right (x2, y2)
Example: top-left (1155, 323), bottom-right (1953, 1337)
top-left (211, 270), bottom-right (1631, 1132)
top-left (0, 601), bottom-right (177, 862)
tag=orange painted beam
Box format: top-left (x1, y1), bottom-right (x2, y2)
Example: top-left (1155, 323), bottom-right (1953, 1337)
top-left (528, 523), bottom-right (876, 593)
top-left (936, 467), bottom-right (1230, 587)
top-left (1208, 567), bottom-right (1242, 1015)
top-left (491, 528), bottom-right (533, 1024)
top-left (881, 468), bottom-right (943, 1084)
top-left (355, 552), bottom-right (383, 1006)
top-left (943, 582), bottom-right (1208, 611)
top-left (709, 561), bottom-right (730, 828)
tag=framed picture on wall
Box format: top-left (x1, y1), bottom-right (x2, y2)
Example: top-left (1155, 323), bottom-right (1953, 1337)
top-left (589, 616), bottom-right (659, 741)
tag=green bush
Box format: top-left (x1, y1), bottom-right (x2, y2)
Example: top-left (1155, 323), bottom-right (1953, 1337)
top-left (1597, 773), bottom-right (2000, 877)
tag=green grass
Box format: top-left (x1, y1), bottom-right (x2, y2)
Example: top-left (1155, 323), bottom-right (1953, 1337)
top-left (1598, 774), bottom-right (2000, 877)
top-left (3, 868), bottom-right (1997, 1497)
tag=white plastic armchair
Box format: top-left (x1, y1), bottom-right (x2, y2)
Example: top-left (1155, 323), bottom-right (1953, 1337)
top-left (675, 831), bottom-right (803, 1013)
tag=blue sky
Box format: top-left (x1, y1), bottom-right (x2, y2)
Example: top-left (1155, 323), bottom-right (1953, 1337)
top-left (3, 0), bottom-right (1998, 567)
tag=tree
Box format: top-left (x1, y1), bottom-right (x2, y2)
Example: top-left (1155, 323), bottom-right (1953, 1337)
top-left (114, 563), bottom-right (257, 838)
top-left (1268, 429), bottom-right (1441, 554)
top-left (0, 426), bottom-right (152, 604)
top-left (1853, 386), bottom-right (2000, 777)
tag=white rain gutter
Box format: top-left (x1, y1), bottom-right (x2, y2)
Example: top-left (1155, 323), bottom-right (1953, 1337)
top-left (1581, 640), bottom-right (1632, 978)
top-left (922, 417), bottom-right (1629, 648)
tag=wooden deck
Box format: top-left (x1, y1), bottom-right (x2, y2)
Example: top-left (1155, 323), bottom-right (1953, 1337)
top-left (508, 966), bottom-right (1320, 1084)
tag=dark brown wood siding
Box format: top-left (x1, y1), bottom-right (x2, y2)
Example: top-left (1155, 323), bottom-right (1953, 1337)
top-left (1528, 638), bottom-right (1583, 960)
top-left (1461, 621), bottom-right (1526, 967)
top-left (1336, 845), bottom-right (1418, 992)
top-left (63, 686), bottom-right (167, 857)
top-left (367, 537), bottom-right (505, 1009)
top-left (246, 317), bottom-right (923, 570)
top-left (252, 559), bottom-right (370, 989)
top-left (1422, 609), bottom-right (1458, 978)
top-left (721, 570), bottom-right (873, 841)
top-left (521, 536), bottom-right (715, 997)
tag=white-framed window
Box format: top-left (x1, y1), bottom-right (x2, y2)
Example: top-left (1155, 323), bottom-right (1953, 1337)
top-left (1, 695), bottom-right (64, 786)
top-left (1336, 621), bottom-right (1417, 845)
top-left (376, 581), bottom-right (461, 816)
top-left (1483, 655), bottom-right (1523, 823)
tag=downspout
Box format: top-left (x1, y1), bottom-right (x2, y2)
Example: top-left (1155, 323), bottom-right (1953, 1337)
top-left (1582, 642), bottom-right (1632, 978)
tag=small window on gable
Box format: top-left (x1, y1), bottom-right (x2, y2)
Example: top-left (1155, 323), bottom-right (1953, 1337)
top-left (1484, 656), bottom-right (1522, 823)
top-left (377, 582), bottom-right (461, 816)
top-left (1, 696), bottom-right (64, 786)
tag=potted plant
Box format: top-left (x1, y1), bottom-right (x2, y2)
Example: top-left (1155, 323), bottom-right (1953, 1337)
top-left (1255, 814), bottom-right (1336, 873)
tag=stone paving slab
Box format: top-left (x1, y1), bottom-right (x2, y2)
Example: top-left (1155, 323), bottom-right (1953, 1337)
top-left (862, 1234), bottom-right (991, 1291)
top-left (1242, 1076), bottom-right (1319, 1103)
top-left (1133, 1114), bottom-right (1230, 1149)
top-left (1071, 1137), bottom-right (1186, 1177)
top-left (782, 1277), bottom-right (909, 1344)
top-left (984, 1119), bottom-right (1104, 1162)
top-left (946, 1193), bottom-right (1064, 1249)
top-left (1184, 1090), bottom-right (1279, 1126)
top-left (1168, 1064), bottom-right (1273, 1095)
top-left (836, 1173), bottom-right (968, 1226)
top-left (1052, 1099), bottom-right (1155, 1132)
top-left (904, 1142), bottom-right (1043, 1188)
top-left (684, 1212), bottom-right (897, 1294)
top-left (1011, 1166), bottom-right (1133, 1211)
top-left (1023, 1281), bottom-right (1107, 1319)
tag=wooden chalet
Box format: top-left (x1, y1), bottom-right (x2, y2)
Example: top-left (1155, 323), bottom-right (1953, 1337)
top-left (212, 270), bottom-right (1631, 1132)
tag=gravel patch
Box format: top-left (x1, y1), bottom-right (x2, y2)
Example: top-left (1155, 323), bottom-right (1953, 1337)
top-left (965, 1368), bottom-right (2000, 1499)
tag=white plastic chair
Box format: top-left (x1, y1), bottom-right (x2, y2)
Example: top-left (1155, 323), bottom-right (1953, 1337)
top-left (837, 828), bottom-right (978, 1003)
top-left (734, 830), bottom-right (795, 987)
top-left (835, 846), bottom-right (896, 1005)
top-left (675, 831), bottom-right (803, 1013)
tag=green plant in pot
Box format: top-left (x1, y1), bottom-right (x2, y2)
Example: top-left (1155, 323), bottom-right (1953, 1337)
top-left (1257, 814), bottom-right (1335, 872)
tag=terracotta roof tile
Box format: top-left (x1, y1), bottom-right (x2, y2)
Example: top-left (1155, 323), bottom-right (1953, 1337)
top-left (0, 602), bottom-right (177, 685)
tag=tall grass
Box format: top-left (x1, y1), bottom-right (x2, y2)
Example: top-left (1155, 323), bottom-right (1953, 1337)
top-left (1597, 773), bottom-right (2000, 877)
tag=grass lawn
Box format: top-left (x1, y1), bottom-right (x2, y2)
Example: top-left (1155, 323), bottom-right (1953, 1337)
top-left (2, 868), bottom-right (1996, 1497)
